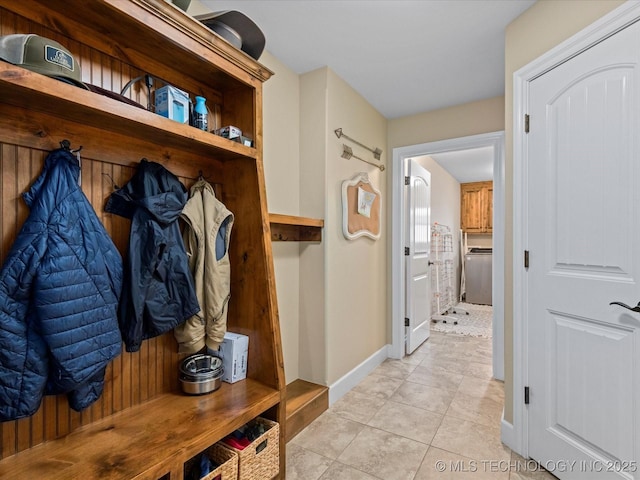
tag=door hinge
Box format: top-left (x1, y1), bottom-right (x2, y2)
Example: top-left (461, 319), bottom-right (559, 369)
top-left (405, 247), bottom-right (410, 256)
top-left (524, 250), bottom-right (530, 269)
top-left (524, 114), bottom-right (530, 133)
top-left (524, 386), bottom-right (530, 404)
top-left (404, 176), bottom-right (410, 186)
top-left (405, 318), bottom-right (410, 327)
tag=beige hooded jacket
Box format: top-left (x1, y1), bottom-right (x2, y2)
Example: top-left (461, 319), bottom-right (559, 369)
top-left (174, 179), bottom-right (234, 353)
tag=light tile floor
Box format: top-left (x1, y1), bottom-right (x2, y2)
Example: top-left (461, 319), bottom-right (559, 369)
top-left (286, 330), bottom-right (558, 480)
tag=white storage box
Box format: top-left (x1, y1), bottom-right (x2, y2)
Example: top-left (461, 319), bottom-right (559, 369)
top-left (219, 332), bottom-right (248, 383)
top-left (216, 125), bottom-right (242, 139)
top-left (155, 85), bottom-right (190, 124)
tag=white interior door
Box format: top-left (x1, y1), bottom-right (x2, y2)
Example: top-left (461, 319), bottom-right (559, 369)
top-left (405, 159), bottom-right (431, 354)
top-left (527, 19), bottom-right (640, 479)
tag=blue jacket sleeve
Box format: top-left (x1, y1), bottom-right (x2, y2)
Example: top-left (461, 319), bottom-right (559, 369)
top-left (0, 226), bottom-right (49, 421)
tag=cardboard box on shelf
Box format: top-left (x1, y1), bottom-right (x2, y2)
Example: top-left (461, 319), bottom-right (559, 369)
top-left (219, 332), bottom-right (248, 383)
top-left (216, 125), bottom-right (242, 140)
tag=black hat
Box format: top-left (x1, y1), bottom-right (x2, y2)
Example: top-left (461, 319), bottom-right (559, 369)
top-left (196, 11), bottom-right (265, 61)
top-left (0, 34), bottom-right (89, 90)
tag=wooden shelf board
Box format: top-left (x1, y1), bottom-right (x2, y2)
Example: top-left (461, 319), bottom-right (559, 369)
top-left (8, 0), bottom-right (273, 87)
top-left (0, 379), bottom-right (279, 480)
top-left (269, 214), bottom-right (324, 242)
top-left (269, 214), bottom-right (324, 228)
top-left (0, 64), bottom-right (257, 163)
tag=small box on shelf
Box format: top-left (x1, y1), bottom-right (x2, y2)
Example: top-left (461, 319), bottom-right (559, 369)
top-left (155, 85), bottom-right (190, 124)
top-left (216, 125), bottom-right (242, 139)
top-left (219, 332), bottom-right (248, 383)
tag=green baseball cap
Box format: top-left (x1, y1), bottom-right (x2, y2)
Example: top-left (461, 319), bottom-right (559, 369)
top-left (0, 34), bottom-right (89, 90)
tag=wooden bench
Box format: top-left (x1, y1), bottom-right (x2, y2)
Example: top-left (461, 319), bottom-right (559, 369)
top-left (285, 379), bottom-right (328, 442)
top-left (0, 380), bottom-right (280, 479)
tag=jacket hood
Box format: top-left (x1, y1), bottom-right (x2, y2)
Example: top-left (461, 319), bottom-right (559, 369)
top-left (105, 159), bottom-right (187, 224)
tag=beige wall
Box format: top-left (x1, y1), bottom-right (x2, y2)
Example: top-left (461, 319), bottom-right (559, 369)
top-left (298, 68), bottom-right (388, 385)
top-left (388, 96), bottom-right (505, 150)
top-left (262, 54), bottom-right (389, 391)
top-left (260, 51), bottom-right (302, 383)
top-left (421, 156), bottom-right (460, 234)
top-left (324, 68), bottom-right (388, 384)
top-left (298, 69), bottom-right (328, 384)
top-left (503, 0), bottom-right (625, 424)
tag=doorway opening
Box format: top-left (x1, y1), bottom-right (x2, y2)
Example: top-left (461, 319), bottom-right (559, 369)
top-left (390, 131), bottom-right (505, 381)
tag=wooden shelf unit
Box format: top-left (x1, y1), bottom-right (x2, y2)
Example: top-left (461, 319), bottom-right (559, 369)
top-left (0, 1), bottom-right (285, 478)
top-left (269, 214), bottom-right (324, 242)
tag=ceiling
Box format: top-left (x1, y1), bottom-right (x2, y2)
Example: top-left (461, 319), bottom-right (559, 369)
top-left (195, 0), bottom-right (535, 182)
top-left (429, 146), bottom-right (495, 183)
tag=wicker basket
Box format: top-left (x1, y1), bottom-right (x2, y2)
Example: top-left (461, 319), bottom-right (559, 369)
top-left (226, 417), bottom-right (279, 480)
top-left (184, 442), bottom-right (238, 480)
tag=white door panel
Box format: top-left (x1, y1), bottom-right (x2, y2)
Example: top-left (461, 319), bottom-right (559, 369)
top-left (528, 19), bottom-right (640, 479)
top-left (405, 159), bottom-right (431, 354)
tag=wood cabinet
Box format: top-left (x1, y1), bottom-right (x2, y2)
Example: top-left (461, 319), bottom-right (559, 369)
top-left (460, 181), bottom-right (493, 233)
top-left (0, 1), bottom-right (285, 478)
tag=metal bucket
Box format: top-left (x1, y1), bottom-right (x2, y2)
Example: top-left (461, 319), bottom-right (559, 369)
top-left (179, 353), bottom-right (223, 395)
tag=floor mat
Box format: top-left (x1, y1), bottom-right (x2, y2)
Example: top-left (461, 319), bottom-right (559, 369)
top-left (431, 302), bottom-right (492, 337)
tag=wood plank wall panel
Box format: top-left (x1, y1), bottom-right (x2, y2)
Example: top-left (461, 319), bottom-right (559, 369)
top-left (0, 148), bottom-right (195, 458)
top-left (0, 10), bottom-right (150, 114)
top-left (0, 146), bottom-right (228, 459)
top-left (0, 6), bottom-right (236, 461)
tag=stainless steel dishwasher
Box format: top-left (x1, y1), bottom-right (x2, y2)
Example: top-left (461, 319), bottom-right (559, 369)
top-left (464, 248), bottom-right (492, 305)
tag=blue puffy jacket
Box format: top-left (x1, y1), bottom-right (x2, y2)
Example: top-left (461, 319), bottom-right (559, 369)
top-left (0, 148), bottom-right (123, 421)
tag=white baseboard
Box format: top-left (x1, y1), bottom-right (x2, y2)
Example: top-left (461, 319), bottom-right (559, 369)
top-left (328, 344), bottom-right (390, 406)
top-left (501, 410), bottom-right (518, 453)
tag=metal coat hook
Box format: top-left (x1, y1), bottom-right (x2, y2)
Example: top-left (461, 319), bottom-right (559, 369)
top-left (341, 144), bottom-right (385, 171)
top-left (334, 128), bottom-right (383, 160)
top-left (60, 139), bottom-right (72, 151)
top-left (60, 139), bottom-right (83, 154)
top-left (60, 139), bottom-right (84, 186)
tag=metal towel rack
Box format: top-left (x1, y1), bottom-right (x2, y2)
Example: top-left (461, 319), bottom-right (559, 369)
top-left (335, 128), bottom-right (384, 170)
top-left (340, 144), bottom-right (385, 171)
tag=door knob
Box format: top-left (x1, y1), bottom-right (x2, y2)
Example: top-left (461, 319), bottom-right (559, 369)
top-left (609, 301), bottom-right (640, 312)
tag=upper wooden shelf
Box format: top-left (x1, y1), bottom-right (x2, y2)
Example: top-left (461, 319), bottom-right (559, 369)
top-left (9, 0), bottom-right (274, 88)
top-left (0, 64), bottom-right (257, 165)
top-left (269, 214), bottom-right (324, 242)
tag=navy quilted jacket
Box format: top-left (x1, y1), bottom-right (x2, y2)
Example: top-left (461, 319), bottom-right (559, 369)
top-left (105, 159), bottom-right (199, 352)
top-left (0, 148), bottom-right (123, 421)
